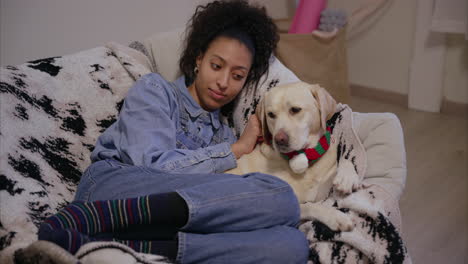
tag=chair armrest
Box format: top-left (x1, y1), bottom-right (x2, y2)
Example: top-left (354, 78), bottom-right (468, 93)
top-left (352, 112), bottom-right (407, 230)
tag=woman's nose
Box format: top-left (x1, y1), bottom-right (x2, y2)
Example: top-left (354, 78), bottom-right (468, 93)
top-left (217, 71), bottom-right (229, 90)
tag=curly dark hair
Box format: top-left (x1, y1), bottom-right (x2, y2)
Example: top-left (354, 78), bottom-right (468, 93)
top-left (179, 0), bottom-right (278, 92)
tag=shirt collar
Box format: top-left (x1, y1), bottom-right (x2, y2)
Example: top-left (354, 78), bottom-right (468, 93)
top-left (173, 76), bottom-right (221, 129)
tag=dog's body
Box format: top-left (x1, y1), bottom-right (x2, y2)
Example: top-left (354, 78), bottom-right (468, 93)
top-left (226, 82), bottom-right (361, 231)
top-left (228, 137), bottom-right (338, 204)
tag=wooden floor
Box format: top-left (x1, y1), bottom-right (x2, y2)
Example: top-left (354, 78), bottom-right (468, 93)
top-left (349, 96), bottom-right (467, 264)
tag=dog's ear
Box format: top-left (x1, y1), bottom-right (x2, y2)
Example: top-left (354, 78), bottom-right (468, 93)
top-left (308, 84), bottom-right (337, 129)
top-left (255, 95), bottom-right (272, 144)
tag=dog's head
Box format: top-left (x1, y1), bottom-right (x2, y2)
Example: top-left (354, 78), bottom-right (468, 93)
top-left (256, 82), bottom-right (336, 153)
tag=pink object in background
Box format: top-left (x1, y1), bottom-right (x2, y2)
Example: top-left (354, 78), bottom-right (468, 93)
top-left (289, 0), bottom-right (327, 34)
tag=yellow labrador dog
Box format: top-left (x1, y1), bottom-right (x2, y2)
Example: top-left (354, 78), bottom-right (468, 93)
top-left (227, 82), bottom-right (356, 231)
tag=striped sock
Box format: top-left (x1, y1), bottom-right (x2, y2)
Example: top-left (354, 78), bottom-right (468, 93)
top-left (43, 192), bottom-right (187, 236)
top-left (38, 223), bottom-right (177, 258)
top-left (38, 192), bottom-right (187, 255)
top-left (43, 196), bottom-right (154, 235)
top-left (38, 223), bottom-right (108, 254)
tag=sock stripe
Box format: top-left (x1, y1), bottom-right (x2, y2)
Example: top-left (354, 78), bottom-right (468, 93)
top-left (107, 200), bottom-right (115, 231)
top-left (92, 203), bottom-right (102, 233)
top-left (46, 215), bottom-right (61, 229)
top-left (75, 204), bottom-right (90, 234)
top-left (96, 201), bottom-right (107, 232)
top-left (117, 200), bottom-right (124, 228)
top-left (140, 197), bottom-right (147, 224)
top-left (127, 199), bottom-right (134, 226)
top-left (137, 197), bottom-right (143, 224)
top-left (83, 202), bottom-right (99, 233)
top-left (115, 200), bottom-right (122, 230)
top-left (61, 209), bottom-right (76, 229)
top-left (114, 200), bottom-right (121, 230)
top-left (116, 200), bottom-right (122, 228)
top-left (109, 200), bottom-right (115, 230)
top-left (146, 196), bottom-right (151, 223)
top-left (73, 204), bottom-right (90, 234)
top-left (87, 202), bottom-right (99, 233)
top-left (117, 200), bottom-right (123, 228)
top-left (54, 211), bottom-right (67, 229)
top-left (77, 203), bottom-right (94, 234)
top-left (121, 199), bottom-right (127, 228)
top-left (68, 229), bottom-right (76, 253)
top-left (67, 206), bottom-right (84, 232)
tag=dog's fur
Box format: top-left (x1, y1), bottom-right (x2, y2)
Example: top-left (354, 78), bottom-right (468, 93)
top-left (226, 82), bottom-right (359, 231)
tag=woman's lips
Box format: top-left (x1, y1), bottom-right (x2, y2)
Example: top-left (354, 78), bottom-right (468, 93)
top-left (209, 89), bottom-right (226, 100)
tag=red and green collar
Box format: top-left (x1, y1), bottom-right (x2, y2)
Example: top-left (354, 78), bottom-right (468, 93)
top-left (280, 125), bottom-right (332, 165)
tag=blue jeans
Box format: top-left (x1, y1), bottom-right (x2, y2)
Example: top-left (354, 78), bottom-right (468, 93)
top-left (74, 159), bottom-right (309, 264)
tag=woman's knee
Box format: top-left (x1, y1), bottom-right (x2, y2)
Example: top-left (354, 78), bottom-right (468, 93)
top-left (74, 160), bottom-right (120, 201)
top-left (74, 161), bottom-right (104, 201)
top-left (261, 226), bottom-right (309, 264)
top-left (246, 173), bottom-right (301, 226)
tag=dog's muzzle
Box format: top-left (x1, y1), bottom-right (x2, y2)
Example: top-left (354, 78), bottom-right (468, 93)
top-left (274, 130), bottom-right (289, 148)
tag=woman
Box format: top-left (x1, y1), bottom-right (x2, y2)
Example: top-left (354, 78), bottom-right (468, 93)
top-left (39, 1), bottom-right (309, 263)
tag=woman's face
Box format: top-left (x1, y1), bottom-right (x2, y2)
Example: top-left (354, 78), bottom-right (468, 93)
top-left (188, 36), bottom-right (253, 112)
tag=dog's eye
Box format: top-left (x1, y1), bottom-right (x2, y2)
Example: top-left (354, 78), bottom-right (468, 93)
top-left (267, 112), bottom-right (276, 119)
top-left (290, 107), bottom-right (302, 114)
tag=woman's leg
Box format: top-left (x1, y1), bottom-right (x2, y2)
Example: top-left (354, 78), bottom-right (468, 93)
top-left (177, 226), bottom-right (309, 264)
top-left (43, 159), bottom-right (304, 259)
top-left (75, 159), bottom-right (301, 232)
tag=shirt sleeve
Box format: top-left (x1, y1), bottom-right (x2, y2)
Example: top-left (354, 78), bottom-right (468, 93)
top-left (91, 73), bottom-right (237, 174)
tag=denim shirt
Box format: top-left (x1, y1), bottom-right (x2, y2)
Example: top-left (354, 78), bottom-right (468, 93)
top-left (91, 73), bottom-right (237, 173)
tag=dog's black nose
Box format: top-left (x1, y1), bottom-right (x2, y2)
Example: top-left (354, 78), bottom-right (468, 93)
top-left (274, 131), bottom-right (289, 146)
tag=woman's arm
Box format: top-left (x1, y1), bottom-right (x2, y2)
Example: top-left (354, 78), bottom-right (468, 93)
top-left (91, 73), bottom-right (237, 174)
top-left (231, 115), bottom-right (261, 159)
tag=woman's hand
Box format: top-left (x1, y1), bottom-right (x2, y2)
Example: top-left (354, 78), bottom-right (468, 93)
top-left (231, 115), bottom-right (262, 159)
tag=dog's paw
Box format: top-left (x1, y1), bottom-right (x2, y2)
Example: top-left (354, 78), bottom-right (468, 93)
top-left (333, 159), bottom-right (361, 194)
top-left (300, 203), bottom-right (354, 232)
top-left (325, 210), bottom-right (354, 232)
top-left (290, 154), bottom-right (308, 174)
top-left (338, 189), bottom-right (383, 219)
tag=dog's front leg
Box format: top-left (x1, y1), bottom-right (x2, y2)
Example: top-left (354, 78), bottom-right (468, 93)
top-left (333, 159), bottom-right (361, 194)
top-left (289, 153), bottom-right (308, 174)
top-left (300, 203), bottom-right (354, 232)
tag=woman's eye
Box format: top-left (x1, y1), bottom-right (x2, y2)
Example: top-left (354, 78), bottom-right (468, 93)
top-left (290, 107), bottom-right (301, 114)
top-left (267, 112), bottom-right (276, 119)
top-left (233, 74), bottom-right (245, 81)
top-left (211, 63), bottom-right (221, 70)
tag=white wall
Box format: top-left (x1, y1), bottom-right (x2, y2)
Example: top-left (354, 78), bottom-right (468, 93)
top-left (328, 0), bottom-right (417, 95)
top-left (2, 0), bottom-right (466, 105)
top-left (329, 0), bottom-right (468, 105)
top-left (0, 0), bottom-right (289, 66)
top-left (443, 34), bottom-right (468, 104)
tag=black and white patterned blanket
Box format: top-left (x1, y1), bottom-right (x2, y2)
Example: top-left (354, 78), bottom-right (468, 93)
top-left (297, 105), bottom-right (410, 264)
top-left (0, 42), bottom-right (153, 262)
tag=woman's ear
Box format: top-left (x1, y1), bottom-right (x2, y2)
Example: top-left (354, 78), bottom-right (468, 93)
top-left (196, 54), bottom-right (203, 68)
top-left (308, 84), bottom-right (337, 129)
